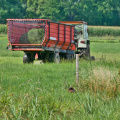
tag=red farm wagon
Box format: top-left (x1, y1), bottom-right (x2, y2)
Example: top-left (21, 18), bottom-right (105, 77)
top-left (7, 19), bottom-right (90, 63)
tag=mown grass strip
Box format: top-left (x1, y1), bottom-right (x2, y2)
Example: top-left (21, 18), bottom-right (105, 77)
top-left (89, 36), bottom-right (120, 43)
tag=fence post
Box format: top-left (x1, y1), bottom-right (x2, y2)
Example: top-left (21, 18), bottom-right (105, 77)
top-left (76, 53), bottom-right (79, 84)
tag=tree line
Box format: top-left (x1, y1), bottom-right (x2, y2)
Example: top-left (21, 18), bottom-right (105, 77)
top-left (0, 0), bottom-right (120, 26)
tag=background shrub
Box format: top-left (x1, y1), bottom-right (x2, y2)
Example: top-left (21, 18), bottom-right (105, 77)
top-left (0, 24), bottom-right (7, 34)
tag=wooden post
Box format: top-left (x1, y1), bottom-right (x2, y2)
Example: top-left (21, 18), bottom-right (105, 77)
top-left (76, 53), bottom-right (79, 84)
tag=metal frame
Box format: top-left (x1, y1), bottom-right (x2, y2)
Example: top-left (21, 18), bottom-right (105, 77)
top-left (67, 26), bottom-right (72, 50)
top-left (61, 24), bottom-right (66, 48)
top-left (7, 19), bottom-right (50, 47)
top-left (7, 19), bottom-right (76, 54)
top-left (7, 19), bottom-right (51, 21)
top-left (59, 21), bottom-right (87, 25)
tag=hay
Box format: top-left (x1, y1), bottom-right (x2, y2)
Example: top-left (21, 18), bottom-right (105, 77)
top-left (19, 29), bottom-right (45, 44)
top-left (19, 33), bottom-right (30, 44)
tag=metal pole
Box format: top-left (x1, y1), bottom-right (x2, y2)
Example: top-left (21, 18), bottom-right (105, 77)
top-left (76, 54), bottom-right (79, 84)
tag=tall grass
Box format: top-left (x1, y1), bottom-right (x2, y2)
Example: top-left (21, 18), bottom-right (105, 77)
top-left (0, 29), bottom-right (120, 119)
top-left (79, 66), bottom-right (120, 97)
top-left (88, 26), bottom-right (120, 36)
top-left (0, 59), bottom-right (120, 119)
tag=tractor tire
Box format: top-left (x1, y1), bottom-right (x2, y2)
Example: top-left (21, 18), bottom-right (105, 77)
top-left (23, 53), bottom-right (35, 63)
top-left (23, 53), bottom-right (31, 63)
top-left (85, 43), bottom-right (90, 59)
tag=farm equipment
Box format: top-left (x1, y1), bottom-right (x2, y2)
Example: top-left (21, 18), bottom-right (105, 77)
top-left (7, 19), bottom-right (90, 63)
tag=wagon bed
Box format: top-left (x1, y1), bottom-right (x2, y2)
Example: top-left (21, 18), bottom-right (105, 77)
top-left (7, 19), bottom-right (76, 53)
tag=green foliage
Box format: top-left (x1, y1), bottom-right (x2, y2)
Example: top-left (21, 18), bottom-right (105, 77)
top-left (28, 28), bottom-right (44, 44)
top-left (0, 0), bottom-right (120, 26)
top-left (88, 26), bottom-right (120, 36)
top-left (0, 24), bottom-right (7, 34)
top-left (0, 0), bottom-right (23, 23)
top-left (19, 28), bottom-right (45, 44)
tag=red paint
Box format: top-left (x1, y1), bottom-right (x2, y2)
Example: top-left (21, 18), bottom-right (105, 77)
top-left (7, 19), bottom-right (76, 51)
top-left (81, 41), bottom-right (85, 43)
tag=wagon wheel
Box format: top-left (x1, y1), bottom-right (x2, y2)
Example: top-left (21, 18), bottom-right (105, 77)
top-left (23, 53), bottom-right (35, 63)
top-left (85, 43), bottom-right (90, 59)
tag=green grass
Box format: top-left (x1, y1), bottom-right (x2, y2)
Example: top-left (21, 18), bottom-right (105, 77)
top-left (0, 59), bottom-right (120, 119)
top-left (89, 36), bottom-right (120, 62)
top-left (0, 34), bottom-right (24, 57)
top-left (0, 24), bottom-right (7, 34)
top-left (0, 34), bottom-right (120, 119)
top-left (89, 36), bottom-right (120, 43)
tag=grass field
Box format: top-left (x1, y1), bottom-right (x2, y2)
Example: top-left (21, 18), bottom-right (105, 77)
top-left (0, 34), bottom-right (120, 119)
